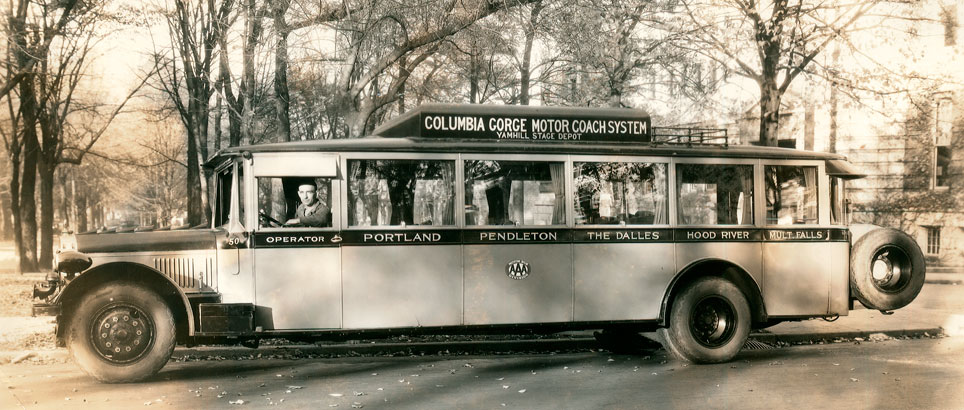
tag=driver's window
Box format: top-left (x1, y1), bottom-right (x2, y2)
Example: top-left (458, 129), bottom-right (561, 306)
top-left (214, 168), bottom-right (233, 227)
top-left (257, 177), bottom-right (333, 228)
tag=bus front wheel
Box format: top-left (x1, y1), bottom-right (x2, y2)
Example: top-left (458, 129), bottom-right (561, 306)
top-left (66, 282), bottom-right (176, 383)
top-left (658, 277), bottom-right (750, 364)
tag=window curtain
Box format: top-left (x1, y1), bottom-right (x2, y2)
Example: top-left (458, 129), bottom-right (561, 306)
top-left (347, 161), bottom-right (362, 225)
top-left (437, 162), bottom-right (455, 225)
top-left (653, 164), bottom-right (667, 224)
top-left (803, 167), bottom-right (817, 222)
top-left (740, 166), bottom-right (754, 225)
top-left (549, 163), bottom-right (565, 224)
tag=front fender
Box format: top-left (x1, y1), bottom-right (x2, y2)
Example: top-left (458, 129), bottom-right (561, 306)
top-left (56, 262), bottom-right (197, 337)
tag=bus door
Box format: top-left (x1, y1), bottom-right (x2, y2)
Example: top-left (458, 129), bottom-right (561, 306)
top-left (462, 156), bottom-right (573, 325)
top-left (340, 155), bottom-right (463, 329)
top-left (251, 154), bottom-right (342, 330)
top-left (761, 161), bottom-right (841, 316)
top-left (674, 160), bottom-right (764, 297)
top-left (214, 160), bottom-right (252, 301)
top-left (570, 158), bottom-right (674, 321)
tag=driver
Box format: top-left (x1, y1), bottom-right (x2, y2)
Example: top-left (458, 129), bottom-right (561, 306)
top-left (286, 181), bottom-right (330, 227)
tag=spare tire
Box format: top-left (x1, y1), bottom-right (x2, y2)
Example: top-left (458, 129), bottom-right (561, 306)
top-left (850, 227), bottom-right (926, 310)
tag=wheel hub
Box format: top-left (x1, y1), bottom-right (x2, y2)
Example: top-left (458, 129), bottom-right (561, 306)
top-left (872, 246), bottom-right (911, 293)
top-left (90, 305), bottom-right (154, 364)
top-left (690, 296), bottom-right (736, 348)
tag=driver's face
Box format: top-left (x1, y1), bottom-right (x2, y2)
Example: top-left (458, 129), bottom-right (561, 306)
top-left (297, 184), bottom-right (318, 206)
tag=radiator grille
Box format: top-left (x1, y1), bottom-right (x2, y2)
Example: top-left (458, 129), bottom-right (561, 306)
top-left (154, 257), bottom-right (217, 291)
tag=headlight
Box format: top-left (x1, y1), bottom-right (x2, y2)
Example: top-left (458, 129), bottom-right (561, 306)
top-left (55, 250), bottom-right (91, 275)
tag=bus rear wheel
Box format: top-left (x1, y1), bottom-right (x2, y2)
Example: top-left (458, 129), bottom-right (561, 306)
top-left (658, 277), bottom-right (750, 364)
top-left (66, 282), bottom-right (176, 383)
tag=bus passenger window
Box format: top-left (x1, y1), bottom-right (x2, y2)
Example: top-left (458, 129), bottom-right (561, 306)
top-left (676, 164), bottom-right (753, 225)
top-left (766, 166), bottom-right (818, 225)
top-left (573, 162), bottom-right (668, 225)
top-left (257, 177), bottom-right (333, 228)
top-left (464, 160), bottom-right (566, 226)
top-left (347, 159), bottom-right (455, 227)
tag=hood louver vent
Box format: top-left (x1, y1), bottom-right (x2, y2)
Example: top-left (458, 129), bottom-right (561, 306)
top-left (154, 257), bottom-right (217, 291)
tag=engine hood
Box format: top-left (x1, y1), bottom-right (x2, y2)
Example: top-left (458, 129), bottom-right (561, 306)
top-left (77, 229), bottom-right (218, 253)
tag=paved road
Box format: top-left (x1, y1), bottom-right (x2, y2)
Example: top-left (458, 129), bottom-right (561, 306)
top-left (2, 337), bottom-right (962, 410)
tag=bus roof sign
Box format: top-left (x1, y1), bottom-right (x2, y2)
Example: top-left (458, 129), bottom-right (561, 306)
top-left (373, 104), bottom-right (651, 143)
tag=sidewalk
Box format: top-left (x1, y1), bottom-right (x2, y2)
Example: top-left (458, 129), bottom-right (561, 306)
top-left (926, 272), bottom-right (964, 285)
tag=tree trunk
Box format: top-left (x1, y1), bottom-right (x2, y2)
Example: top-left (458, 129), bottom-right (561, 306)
top-left (18, 78), bottom-right (40, 273)
top-left (273, 0), bottom-right (291, 142)
top-left (219, 34), bottom-right (242, 147)
top-left (20, 137), bottom-right (40, 272)
top-left (828, 47), bottom-right (840, 153)
top-left (519, 2), bottom-right (542, 105)
top-left (758, 80), bottom-right (781, 147)
top-left (8, 146), bottom-right (24, 274)
top-left (398, 56), bottom-right (408, 114)
top-left (0, 187), bottom-right (10, 241)
top-left (77, 189), bottom-right (88, 233)
top-left (241, 0), bottom-right (262, 145)
top-left (469, 55), bottom-right (480, 104)
top-left (38, 160), bottom-right (56, 268)
top-left (214, 92), bottom-right (223, 152)
top-left (186, 127), bottom-right (203, 226)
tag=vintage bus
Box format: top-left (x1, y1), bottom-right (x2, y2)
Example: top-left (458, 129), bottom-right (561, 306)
top-left (33, 104), bottom-right (926, 382)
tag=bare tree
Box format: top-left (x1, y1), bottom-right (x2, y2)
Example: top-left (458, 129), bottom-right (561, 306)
top-left (679, 0), bottom-right (881, 146)
top-left (549, 0), bottom-right (686, 108)
top-left (151, 0), bottom-right (234, 226)
top-left (284, 0), bottom-right (540, 137)
top-left (29, 7), bottom-right (149, 267)
top-left (1, 0), bottom-right (102, 273)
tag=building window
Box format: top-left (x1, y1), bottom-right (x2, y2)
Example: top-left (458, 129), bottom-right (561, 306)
top-left (943, 6), bottom-right (958, 46)
top-left (926, 226), bottom-right (941, 255)
top-left (934, 98), bottom-right (953, 189)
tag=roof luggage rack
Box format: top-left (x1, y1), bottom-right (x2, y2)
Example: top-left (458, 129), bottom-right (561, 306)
top-left (651, 127), bottom-right (728, 147)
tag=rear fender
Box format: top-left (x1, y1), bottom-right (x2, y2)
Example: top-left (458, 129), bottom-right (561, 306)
top-left (660, 258), bottom-right (766, 327)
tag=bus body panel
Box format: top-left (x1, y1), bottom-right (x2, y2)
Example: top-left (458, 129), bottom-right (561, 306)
top-left (573, 243), bottom-right (675, 321)
top-left (763, 242), bottom-right (832, 316)
top-left (829, 242), bottom-right (851, 315)
top-left (463, 244), bottom-right (572, 325)
top-left (674, 242), bottom-right (764, 287)
top-left (254, 247), bottom-right (342, 329)
top-left (219, 248), bottom-right (256, 305)
top-left (342, 245), bottom-right (462, 328)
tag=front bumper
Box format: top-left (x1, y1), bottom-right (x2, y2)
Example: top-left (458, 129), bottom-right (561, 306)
top-left (32, 303), bottom-right (61, 317)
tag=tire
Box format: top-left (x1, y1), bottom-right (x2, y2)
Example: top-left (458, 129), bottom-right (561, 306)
top-left (66, 282), bottom-right (176, 383)
top-left (657, 277), bottom-right (750, 364)
top-left (850, 228), bottom-right (926, 311)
